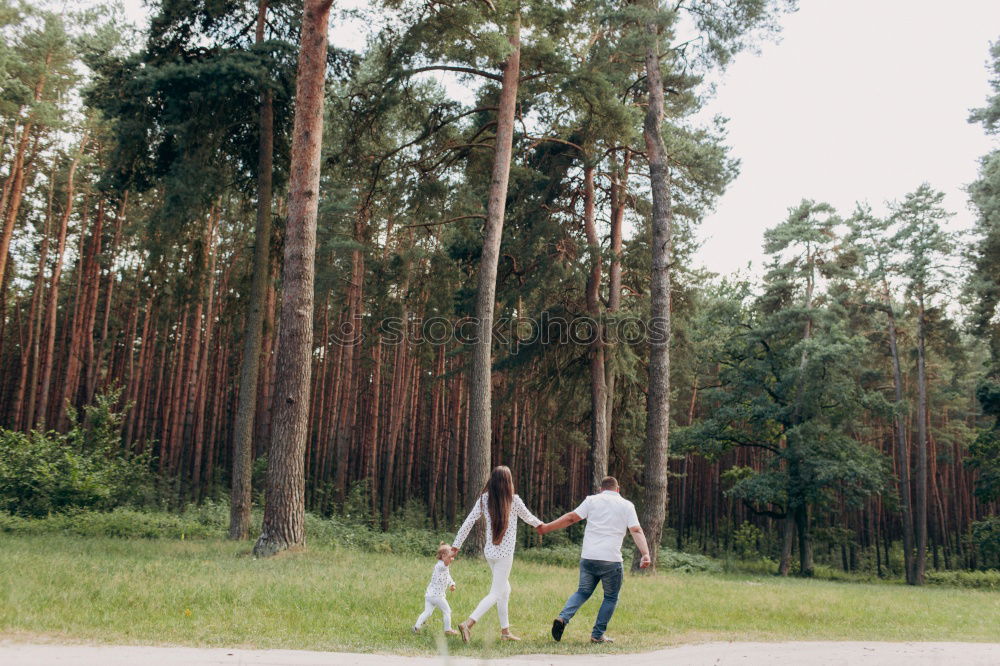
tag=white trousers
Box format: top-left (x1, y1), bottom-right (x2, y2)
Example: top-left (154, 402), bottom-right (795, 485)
top-left (469, 554), bottom-right (514, 628)
top-left (415, 595), bottom-right (452, 631)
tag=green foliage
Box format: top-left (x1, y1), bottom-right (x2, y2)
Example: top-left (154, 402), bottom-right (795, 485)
top-left (966, 41), bottom-right (1000, 509)
top-left (340, 479), bottom-right (376, 528)
top-left (969, 40), bottom-right (1000, 133)
top-left (891, 184), bottom-right (956, 302)
top-left (681, 202), bottom-right (890, 530)
top-left (387, 497), bottom-right (432, 531)
top-left (972, 517), bottom-right (1000, 570)
top-left (658, 547), bottom-right (723, 574)
top-left (924, 569), bottom-right (1000, 590)
top-left (0, 507), bottom-right (219, 539)
top-left (732, 521), bottom-right (764, 559)
top-left (968, 421), bottom-right (1000, 504)
top-left (0, 391), bottom-right (155, 517)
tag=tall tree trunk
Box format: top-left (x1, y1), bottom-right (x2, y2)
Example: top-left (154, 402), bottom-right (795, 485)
top-left (12, 165), bottom-right (56, 429)
top-left (778, 507), bottom-right (795, 576)
top-left (380, 337), bottom-right (409, 529)
top-left (80, 199), bottom-right (107, 408)
top-left (675, 385), bottom-right (697, 549)
top-left (778, 246), bottom-right (817, 576)
top-left (0, 131), bottom-right (29, 295)
top-left (465, 13), bottom-right (520, 551)
top-left (253, 0), bottom-right (334, 557)
top-left (883, 281), bottom-right (916, 584)
top-left (0, 52), bottom-right (51, 292)
top-left (189, 212), bottom-right (219, 498)
top-left (914, 292), bottom-right (929, 584)
top-left (334, 212), bottom-right (365, 504)
top-left (796, 504), bottom-right (814, 576)
top-left (34, 141), bottom-right (85, 429)
top-left (230, 0), bottom-right (274, 540)
top-left (58, 195), bottom-right (102, 430)
top-left (636, 6), bottom-right (672, 571)
top-left (583, 164), bottom-right (609, 491)
top-left (604, 153), bottom-right (629, 456)
top-left (366, 337), bottom-right (382, 514)
top-left (92, 193), bottom-right (128, 400)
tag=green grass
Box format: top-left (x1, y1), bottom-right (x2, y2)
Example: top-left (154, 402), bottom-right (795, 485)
top-left (1, 535), bottom-right (998, 656)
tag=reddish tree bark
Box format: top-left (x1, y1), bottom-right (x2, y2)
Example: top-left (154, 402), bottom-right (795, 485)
top-left (34, 140), bottom-right (85, 429)
top-left (254, 0), bottom-right (335, 557)
top-left (466, 13), bottom-right (521, 550)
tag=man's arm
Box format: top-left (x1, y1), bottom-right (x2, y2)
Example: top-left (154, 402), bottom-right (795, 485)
top-left (630, 525), bottom-right (652, 568)
top-left (536, 511), bottom-right (582, 535)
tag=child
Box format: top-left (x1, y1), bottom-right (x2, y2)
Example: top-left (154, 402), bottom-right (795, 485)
top-left (413, 542), bottom-right (459, 636)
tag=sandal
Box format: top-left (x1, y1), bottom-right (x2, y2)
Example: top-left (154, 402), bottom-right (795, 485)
top-left (458, 619), bottom-right (474, 643)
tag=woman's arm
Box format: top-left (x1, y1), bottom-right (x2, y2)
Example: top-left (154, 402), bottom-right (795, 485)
top-left (513, 495), bottom-right (543, 527)
top-left (451, 497), bottom-right (483, 550)
top-left (536, 511), bottom-right (582, 535)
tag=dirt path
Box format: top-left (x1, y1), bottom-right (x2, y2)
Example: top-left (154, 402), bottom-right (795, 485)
top-left (3, 641), bottom-right (999, 665)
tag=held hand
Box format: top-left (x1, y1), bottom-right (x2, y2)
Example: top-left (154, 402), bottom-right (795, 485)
top-left (450, 546), bottom-right (459, 557)
top-left (639, 553), bottom-right (651, 569)
top-left (535, 523), bottom-right (547, 536)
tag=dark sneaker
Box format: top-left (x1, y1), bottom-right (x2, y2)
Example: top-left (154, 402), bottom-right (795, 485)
top-left (591, 635), bottom-right (615, 644)
top-left (551, 618), bottom-right (566, 642)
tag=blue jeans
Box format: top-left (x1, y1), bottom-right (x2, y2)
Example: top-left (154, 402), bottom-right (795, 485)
top-left (558, 559), bottom-right (624, 639)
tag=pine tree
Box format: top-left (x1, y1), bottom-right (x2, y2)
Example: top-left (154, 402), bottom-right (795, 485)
top-left (892, 184), bottom-right (956, 584)
top-left (682, 202), bottom-right (888, 576)
top-left (253, 0), bottom-right (335, 557)
top-left (966, 40), bottom-right (1000, 509)
top-left (847, 205), bottom-right (918, 583)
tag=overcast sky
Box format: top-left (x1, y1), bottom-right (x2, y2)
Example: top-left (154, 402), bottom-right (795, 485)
top-left (121, 0), bottom-right (1000, 277)
top-left (693, 0), bottom-right (1000, 276)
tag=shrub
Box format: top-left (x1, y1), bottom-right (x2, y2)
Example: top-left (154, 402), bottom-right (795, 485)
top-left (732, 521), bottom-right (764, 559)
top-left (658, 547), bottom-right (723, 573)
top-left (0, 508), bottom-right (217, 539)
top-left (925, 569), bottom-right (1000, 590)
top-left (971, 517), bottom-right (1000, 569)
top-left (519, 544), bottom-right (584, 567)
top-left (0, 390), bottom-right (155, 517)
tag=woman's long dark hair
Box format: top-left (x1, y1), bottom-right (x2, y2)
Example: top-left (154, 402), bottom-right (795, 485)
top-left (482, 466), bottom-right (514, 545)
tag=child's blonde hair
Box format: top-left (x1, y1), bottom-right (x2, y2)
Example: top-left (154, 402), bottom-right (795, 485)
top-left (436, 542), bottom-right (452, 560)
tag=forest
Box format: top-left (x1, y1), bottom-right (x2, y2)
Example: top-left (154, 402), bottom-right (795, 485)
top-left (0, 0), bottom-right (998, 589)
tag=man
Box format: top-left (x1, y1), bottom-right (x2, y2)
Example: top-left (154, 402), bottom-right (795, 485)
top-left (536, 476), bottom-right (651, 644)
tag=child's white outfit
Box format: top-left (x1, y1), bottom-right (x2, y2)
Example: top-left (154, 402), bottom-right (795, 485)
top-left (414, 560), bottom-right (455, 632)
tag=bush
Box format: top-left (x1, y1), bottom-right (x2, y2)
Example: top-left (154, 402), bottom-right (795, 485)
top-left (925, 570), bottom-right (1000, 590)
top-left (971, 517), bottom-right (1000, 569)
top-left (0, 390), bottom-right (155, 516)
top-left (732, 521), bottom-right (764, 559)
top-left (519, 544), bottom-right (584, 567)
top-left (659, 547), bottom-right (723, 573)
top-left (0, 508), bottom-right (217, 539)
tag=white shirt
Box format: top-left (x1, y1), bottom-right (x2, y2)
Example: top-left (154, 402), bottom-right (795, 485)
top-left (453, 493), bottom-right (542, 560)
top-left (574, 490), bottom-right (641, 563)
top-left (425, 560), bottom-right (456, 598)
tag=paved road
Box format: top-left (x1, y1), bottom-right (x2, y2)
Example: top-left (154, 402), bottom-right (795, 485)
top-left (3, 641), bottom-right (1000, 665)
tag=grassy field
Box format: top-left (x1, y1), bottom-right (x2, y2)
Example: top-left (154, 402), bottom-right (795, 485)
top-left (0, 535), bottom-right (998, 657)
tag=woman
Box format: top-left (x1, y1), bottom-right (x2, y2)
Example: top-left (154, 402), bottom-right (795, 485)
top-left (451, 465), bottom-right (542, 642)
